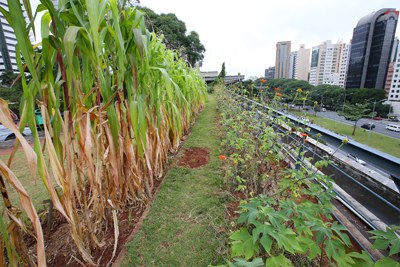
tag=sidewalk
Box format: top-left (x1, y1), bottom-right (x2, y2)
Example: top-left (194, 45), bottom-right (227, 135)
top-left (121, 94), bottom-right (228, 266)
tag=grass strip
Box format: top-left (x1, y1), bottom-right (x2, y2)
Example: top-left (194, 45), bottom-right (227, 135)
top-left (291, 111), bottom-right (400, 158)
top-left (123, 94), bottom-right (228, 266)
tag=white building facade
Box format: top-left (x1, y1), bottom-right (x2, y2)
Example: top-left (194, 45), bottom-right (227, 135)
top-left (308, 40), bottom-right (349, 87)
top-left (0, 0), bottom-right (34, 73)
top-left (294, 44), bottom-right (310, 81)
top-left (338, 43), bottom-right (350, 88)
top-left (288, 51), bottom-right (297, 79)
top-left (388, 44), bottom-right (400, 102)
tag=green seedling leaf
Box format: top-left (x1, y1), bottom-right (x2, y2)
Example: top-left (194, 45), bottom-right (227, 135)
top-left (265, 255), bottom-right (293, 267)
top-left (374, 257), bottom-right (400, 267)
top-left (230, 228), bottom-right (259, 260)
top-left (233, 257), bottom-right (264, 267)
top-left (252, 222), bottom-right (274, 253)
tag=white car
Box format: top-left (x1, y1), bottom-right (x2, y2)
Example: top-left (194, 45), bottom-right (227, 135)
top-left (386, 124), bottom-right (400, 132)
top-left (347, 154), bottom-right (366, 165)
top-left (0, 124), bottom-right (32, 141)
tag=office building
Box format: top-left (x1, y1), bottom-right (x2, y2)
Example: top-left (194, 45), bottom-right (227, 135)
top-left (0, 0), bottom-right (34, 73)
top-left (264, 66), bottom-right (275, 79)
top-left (274, 41), bottom-right (291, 79)
top-left (289, 51), bottom-right (297, 79)
top-left (388, 40), bottom-right (400, 101)
top-left (294, 44), bottom-right (310, 81)
top-left (346, 8), bottom-right (398, 89)
top-left (385, 38), bottom-right (399, 95)
top-left (308, 40), bottom-right (348, 87)
top-left (338, 43), bottom-right (350, 88)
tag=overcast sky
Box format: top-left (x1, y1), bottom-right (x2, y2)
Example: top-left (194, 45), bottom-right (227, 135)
top-left (31, 0), bottom-right (400, 78)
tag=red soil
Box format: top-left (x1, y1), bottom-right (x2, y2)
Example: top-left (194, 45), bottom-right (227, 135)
top-left (178, 147), bottom-right (210, 168)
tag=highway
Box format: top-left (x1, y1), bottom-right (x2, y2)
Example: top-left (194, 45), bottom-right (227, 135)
top-left (238, 98), bottom-right (400, 229)
top-left (305, 109), bottom-right (400, 139)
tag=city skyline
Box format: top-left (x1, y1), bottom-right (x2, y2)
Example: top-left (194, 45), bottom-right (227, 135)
top-left (29, 0), bottom-right (400, 78)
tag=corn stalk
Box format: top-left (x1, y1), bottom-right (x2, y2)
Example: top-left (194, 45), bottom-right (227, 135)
top-left (0, 0), bottom-right (206, 265)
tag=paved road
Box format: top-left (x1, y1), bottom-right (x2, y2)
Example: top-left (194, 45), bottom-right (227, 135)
top-left (306, 110), bottom-right (400, 139)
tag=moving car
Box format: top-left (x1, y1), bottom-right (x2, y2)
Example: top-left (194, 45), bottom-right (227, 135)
top-left (373, 117), bottom-right (384, 121)
top-left (386, 124), bottom-right (400, 132)
top-left (0, 124), bottom-right (32, 141)
top-left (347, 154), bottom-right (366, 165)
top-left (361, 123), bottom-right (375, 130)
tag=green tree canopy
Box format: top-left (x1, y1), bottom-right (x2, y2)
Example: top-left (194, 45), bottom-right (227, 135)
top-left (338, 103), bottom-right (372, 135)
top-left (140, 7), bottom-right (205, 67)
top-left (218, 62), bottom-right (226, 79)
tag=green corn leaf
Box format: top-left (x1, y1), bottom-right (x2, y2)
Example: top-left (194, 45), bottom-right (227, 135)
top-left (64, 26), bottom-right (81, 68)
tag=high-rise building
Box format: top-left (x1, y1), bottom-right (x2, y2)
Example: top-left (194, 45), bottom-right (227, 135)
top-left (0, 0), bottom-right (34, 73)
top-left (264, 66), bottom-right (275, 80)
top-left (388, 40), bottom-right (400, 101)
top-left (289, 51), bottom-right (297, 79)
top-left (0, 0), bottom-right (17, 73)
top-left (338, 43), bottom-right (351, 88)
top-left (274, 41), bottom-right (291, 79)
top-left (346, 8), bottom-right (399, 89)
top-left (308, 40), bottom-right (348, 87)
top-left (385, 38), bottom-right (399, 95)
top-left (294, 44), bottom-right (310, 81)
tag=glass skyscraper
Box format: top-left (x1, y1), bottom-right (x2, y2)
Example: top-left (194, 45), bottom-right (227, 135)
top-left (346, 8), bottom-right (398, 89)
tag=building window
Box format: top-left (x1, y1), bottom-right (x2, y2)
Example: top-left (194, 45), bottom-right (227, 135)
top-left (391, 95), bottom-right (394, 98)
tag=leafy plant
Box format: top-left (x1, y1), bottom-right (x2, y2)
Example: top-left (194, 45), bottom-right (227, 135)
top-left (0, 0), bottom-right (206, 265)
top-left (369, 226), bottom-right (400, 256)
top-left (215, 87), bottom-right (399, 267)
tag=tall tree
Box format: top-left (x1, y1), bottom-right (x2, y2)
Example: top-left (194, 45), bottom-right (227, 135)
top-left (218, 62), bottom-right (226, 78)
top-left (338, 103), bottom-right (372, 136)
top-left (140, 7), bottom-right (205, 67)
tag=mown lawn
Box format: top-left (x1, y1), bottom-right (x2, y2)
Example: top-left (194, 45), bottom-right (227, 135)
top-left (0, 148), bottom-right (50, 212)
top-left (291, 110), bottom-right (400, 158)
top-left (123, 94), bottom-right (228, 266)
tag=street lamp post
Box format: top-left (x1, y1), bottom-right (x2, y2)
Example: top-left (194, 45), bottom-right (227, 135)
top-left (342, 92), bottom-right (354, 112)
top-left (367, 99), bottom-right (386, 145)
top-left (371, 99), bottom-right (386, 119)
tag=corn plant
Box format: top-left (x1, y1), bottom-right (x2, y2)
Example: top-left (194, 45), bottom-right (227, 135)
top-left (0, 0), bottom-right (206, 265)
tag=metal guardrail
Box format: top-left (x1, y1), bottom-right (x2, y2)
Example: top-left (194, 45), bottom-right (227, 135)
top-left (237, 95), bottom-right (400, 186)
top-left (233, 94), bottom-right (400, 230)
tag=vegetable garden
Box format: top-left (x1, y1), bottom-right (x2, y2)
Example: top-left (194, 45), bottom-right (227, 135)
top-left (0, 0), bottom-right (399, 266)
top-left (0, 0), bottom-right (206, 265)
top-left (215, 85), bottom-right (399, 266)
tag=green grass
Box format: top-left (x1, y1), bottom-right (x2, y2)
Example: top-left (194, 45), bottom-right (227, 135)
top-left (0, 150), bottom-right (50, 212)
top-left (123, 94), bottom-right (228, 266)
top-left (290, 110), bottom-right (400, 158)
